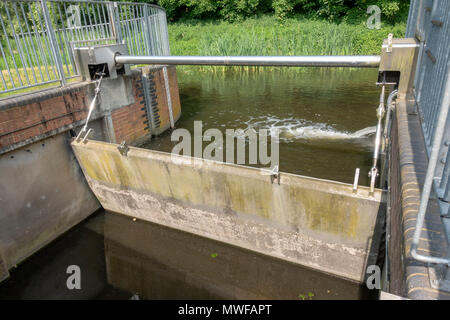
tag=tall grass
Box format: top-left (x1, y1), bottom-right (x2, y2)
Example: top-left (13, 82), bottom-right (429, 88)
top-left (169, 15), bottom-right (407, 73)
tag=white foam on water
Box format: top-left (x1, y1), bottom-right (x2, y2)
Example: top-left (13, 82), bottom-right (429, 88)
top-left (240, 115), bottom-right (376, 142)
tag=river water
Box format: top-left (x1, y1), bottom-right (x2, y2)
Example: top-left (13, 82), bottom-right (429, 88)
top-left (0, 69), bottom-right (381, 299)
top-left (144, 68), bottom-right (380, 185)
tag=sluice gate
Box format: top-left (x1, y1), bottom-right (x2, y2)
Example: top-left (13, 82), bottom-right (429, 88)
top-left (71, 139), bottom-right (385, 283)
top-left (67, 31), bottom-right (416, 291)
top-left (1, 0), bottom-right (450, 300)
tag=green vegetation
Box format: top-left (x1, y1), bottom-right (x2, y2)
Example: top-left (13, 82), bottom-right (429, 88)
top-left (298, 291), bottom-right (315, 300)
top-left (157, 0), bottom-right (409, 71)
top-left (168, 14), bottom-right (406, 73)
top-left (1, 1), bottom-right (409, 95)
top-left (151, 0), bottom-right (409, 23)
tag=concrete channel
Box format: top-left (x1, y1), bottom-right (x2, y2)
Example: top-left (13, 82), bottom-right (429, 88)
top-left (71, 139), bottom-right (386, 284)
top-left (1, 0), bottom-right (450, 300)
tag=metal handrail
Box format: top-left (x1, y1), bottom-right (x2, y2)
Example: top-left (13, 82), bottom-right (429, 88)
top-left (0, 0), bottom-right (170, 94)
top-left (405, 0), bottom-right (450, 265)
top-left (114, 55), bottom-right (381, 68)
top-left (410, 63), bottom-right (450, 266)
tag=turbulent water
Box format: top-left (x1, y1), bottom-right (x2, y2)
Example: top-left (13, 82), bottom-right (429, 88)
top-left (143, 68), bottom-right (381, 185)
top-left (242, 115), bottom-right (376, 141)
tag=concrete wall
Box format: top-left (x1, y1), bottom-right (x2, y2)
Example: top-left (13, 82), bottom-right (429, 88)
top-left (71, 139), bottom-right (386, 283)
top-left (0, 133), bottom-right (100, 280)
top-left (0, 66), bottom-right (181, 282)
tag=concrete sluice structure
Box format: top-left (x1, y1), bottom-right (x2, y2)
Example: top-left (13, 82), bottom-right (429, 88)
top-left (1, 1), bottom-right (450, 300)
top-left (71, 140), bottom-right (386, 286)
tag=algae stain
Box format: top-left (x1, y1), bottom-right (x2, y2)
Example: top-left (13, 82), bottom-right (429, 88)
top-left (109, 153), bottom-right (132, 187)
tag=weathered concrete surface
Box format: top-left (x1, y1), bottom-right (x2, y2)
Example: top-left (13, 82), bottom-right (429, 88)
top-left (72, 139), bottom-right (386, 283)
top-left (0, 134), bottom-right (100, 274)
top-left (0, 65), bottom-right (181, 283)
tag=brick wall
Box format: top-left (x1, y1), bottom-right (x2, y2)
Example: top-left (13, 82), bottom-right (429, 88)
top-left (111, 75), bottom-right (150, 144)
top-left (144, 66), bottom-right (181, 135)
top-left (0, 85), bottom-right (88, 151)
top-left (0, 66), bottom-right (181, 154)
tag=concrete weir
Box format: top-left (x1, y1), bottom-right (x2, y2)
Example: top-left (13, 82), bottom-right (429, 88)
top-left (71, 139), bottom-right (386, 283)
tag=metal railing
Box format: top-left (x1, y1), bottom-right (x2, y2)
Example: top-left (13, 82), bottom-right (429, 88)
top-left (0, 0), bottom-right (170, 94)
top-left (406, 0), bottom-right (450, 264)
top-left (406, 1), bottom-right (450, 214)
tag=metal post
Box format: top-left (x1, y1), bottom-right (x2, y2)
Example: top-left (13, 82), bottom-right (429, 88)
top-left (143, 5), bottom-right (153, 56)
top-left (162, 67), bottom-right (174, 129)
top-left (108, 2), bottom-right (122, 44)
top-left (40, 0), bottom-right (66, 86)
top-left (379, 89), bottom-right (398, 188)
top-left (369, 85), bottom-right (386, 194)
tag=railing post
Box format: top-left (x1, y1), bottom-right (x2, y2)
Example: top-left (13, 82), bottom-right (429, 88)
top-left (40, 0), bottom-right (66, 86)
top-left (108, 2), bottom-right (122, 44)
top-left (143, 5), bottom-right (154, 55)
top-left (161, 11), bottom-right (170, 55)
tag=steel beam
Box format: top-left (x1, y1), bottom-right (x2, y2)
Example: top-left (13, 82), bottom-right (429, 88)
top-left (115, 55), bottom-right (381, 68)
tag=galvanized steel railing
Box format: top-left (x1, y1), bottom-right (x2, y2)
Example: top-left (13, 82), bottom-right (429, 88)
top-left (406, 0), bottom-right (450, 215)
top-left (0, 0), bottom-right (170, 94)
top-left (406, 0), bottom-right (450, 264)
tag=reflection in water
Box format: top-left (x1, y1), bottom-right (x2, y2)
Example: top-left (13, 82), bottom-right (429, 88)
top-left (0, 211), bottom-right (377, 300)
top-left (143, 68), bottom-right (381, 185)
top-left (104, 212), bottom-right (376, 300)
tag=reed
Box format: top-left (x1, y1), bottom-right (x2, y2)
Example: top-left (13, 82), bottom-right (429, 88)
top-left (169, 15), bottom-right (406, 73)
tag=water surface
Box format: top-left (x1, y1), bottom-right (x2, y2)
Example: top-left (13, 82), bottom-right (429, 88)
top-left (0, 210), bottom-right (376, 300)
top-left (144, 68), bottom-right (381, 185)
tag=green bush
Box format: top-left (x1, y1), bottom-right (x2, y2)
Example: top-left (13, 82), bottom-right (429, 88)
top-left (153, 0), bottom-right (409, 24)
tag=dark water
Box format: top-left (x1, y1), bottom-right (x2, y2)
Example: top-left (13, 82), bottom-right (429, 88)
top-left (0, 210), bottom-right (376, 300)
top-left (144, 68), bottom-right (381, 185)
top-left (0, 69), bottom-right (382, 299)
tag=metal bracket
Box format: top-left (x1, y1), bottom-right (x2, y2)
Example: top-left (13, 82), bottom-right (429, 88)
top-left (261, 165), bottom-right (280, 185)
top-left (75, 128), bottom-right (95, 144)
top-left (386, 33), bottom-right (393, 53)
top-left (118, 141), bottom-right (129, 156)
top-left (379, 37), bottom-right (419, 99)
top-left (369, 166), bottom-right (378, 195)
top-left (353, 168), bottom-right (360, 193)
top-left (376, 82), bottom-right (397, 86)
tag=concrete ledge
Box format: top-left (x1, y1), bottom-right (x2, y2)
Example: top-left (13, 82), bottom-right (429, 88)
top-left (0, 81), bottom-right (90, 111)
